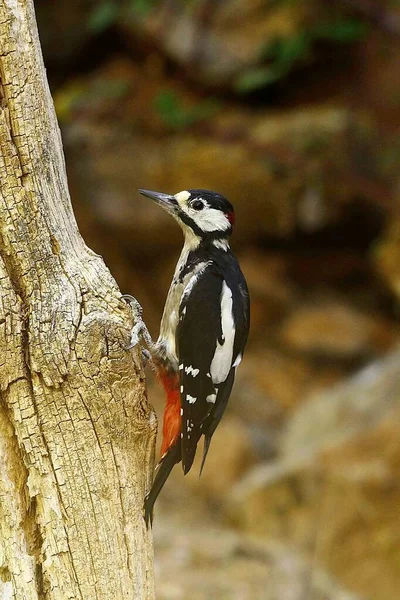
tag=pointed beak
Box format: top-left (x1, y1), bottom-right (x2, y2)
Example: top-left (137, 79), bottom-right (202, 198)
top-left (138, 189), bottom-right (178, 214)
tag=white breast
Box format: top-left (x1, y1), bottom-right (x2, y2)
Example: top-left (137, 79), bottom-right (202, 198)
top-left (157, 251), bottom-right (209, 365)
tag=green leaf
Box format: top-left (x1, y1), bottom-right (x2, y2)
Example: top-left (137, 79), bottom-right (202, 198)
top-left (312, 19), bottom-right (369, 43)
top-left (153, 90), bottom-right (189, 129)
top-left (190, 98), bottom-right (220, 120)
top-left (88, 2), bottom-right (119, 33)
top-left (274, 33), bottom-right (310, 64)
top-left (92, 78), bottom-right (130, 99)
top-left (129, 0), bottom-right (158, 17)
top-left (234, 66), bottom-right (286, 93)
top-left (235, 15), bottom-right (367, 94)
top-left (236, 33), bottom-right (311, 92)
top-left (154, 90), bottom-right (219, 130)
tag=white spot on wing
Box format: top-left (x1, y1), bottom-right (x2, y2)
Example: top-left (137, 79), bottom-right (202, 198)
top-left (185, 365), bottom-right (199, 377)
top-left (186, 394), bottom-right (197, 404)
top-left (179, 364), bottom-right (184, 370)
top-left (206, 393), bottom-right (217, 404)
top-left (180, 385), bottom-right (184, 393)
top-left (210, 282), bottom-right (235, 384)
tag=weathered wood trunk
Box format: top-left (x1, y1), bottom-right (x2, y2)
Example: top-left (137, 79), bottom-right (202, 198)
top-left (0, 1), bottom-right (156, 598)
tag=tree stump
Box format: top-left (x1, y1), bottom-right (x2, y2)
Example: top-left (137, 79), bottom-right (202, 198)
top-left (0, 1), bottom-right (156, 598)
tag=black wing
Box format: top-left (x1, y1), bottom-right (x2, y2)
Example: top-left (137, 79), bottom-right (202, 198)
top-left (177, 266), bottom-right (223, 473)
top-left (177, 262), bottom-right (250, 474)
top-left (200, 271), bottom-right (250, 472)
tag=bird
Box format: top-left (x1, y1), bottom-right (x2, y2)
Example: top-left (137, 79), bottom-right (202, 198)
top-left (123, 188), bottom-right (250, 526)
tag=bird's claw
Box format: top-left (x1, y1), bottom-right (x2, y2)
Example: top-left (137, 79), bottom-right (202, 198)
top-left (121, 294), bottom-right (154, 358)
top-left (122, 294), bottom-right (144, 350)
top-left (126, 323), bottom-right (142, 350)
top-left (141, 348), bottom-right (151, 366)
top-left (121, 294), bottom-right (143, 319)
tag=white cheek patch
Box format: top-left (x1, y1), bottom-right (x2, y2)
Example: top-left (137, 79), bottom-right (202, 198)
top-left (195, 208), bottom-right (231, 232)
top-left (210, 282), bottom-right (235, 384)
top-left (175, 190), bottom-right (190, 206)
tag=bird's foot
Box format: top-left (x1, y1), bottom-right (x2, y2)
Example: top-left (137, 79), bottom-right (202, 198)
top-left (141, 348), bottom-right (151, 367)
top-left (121, 294), bottom-right (154, 353)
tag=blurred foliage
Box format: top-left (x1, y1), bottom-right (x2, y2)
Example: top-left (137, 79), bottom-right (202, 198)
top-left (235, 18), bottom-right (368, 93)
top-left (54, 77), bottom-right (130, 122)
top-left (88, 1), bottom-right (119, 33)
top-left (88, 0), bottom-right (160, 33)
top-left (153, 90), bottom-right (220, 130)
top-left (88, 0), bottom-right (369, 96)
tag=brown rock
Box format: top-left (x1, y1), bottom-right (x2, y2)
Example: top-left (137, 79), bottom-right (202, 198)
top-left (282, 349), bottom-right (400, 457)
top-left (279, 300), bottom-right (397, 359)
top-left (238, 251), bottom-right (295, 336)
top-left (184, 416), bottom-right (257, 502)
top-left (228, 350), bottom-right (400, 600)
top-left (64, 102), bottom-right (359, 255)
top-left (237, 347), bottom-right (346, 415)
top-left (154, 510), bottom-right (363, 600)
top-left (375, 219), bottom-right (400, 302)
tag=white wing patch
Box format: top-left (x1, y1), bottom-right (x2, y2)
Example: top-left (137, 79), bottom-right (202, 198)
top-left (206, 393), bottom-right (217, 404)
top-left (210, 281), bottom-right (235, 384)
top-left (186, 395), bottom-right (197, 404)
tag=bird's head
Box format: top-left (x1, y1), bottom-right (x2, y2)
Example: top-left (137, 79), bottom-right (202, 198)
top-left (139, 188), bottom-right (235, 243)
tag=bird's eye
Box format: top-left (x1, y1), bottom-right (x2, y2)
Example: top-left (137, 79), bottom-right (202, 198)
top-left (191, 200), bottom-right (204, 211)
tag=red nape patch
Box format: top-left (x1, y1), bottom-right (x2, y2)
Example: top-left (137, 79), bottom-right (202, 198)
top-left (227, 211), bottom-right (235, 226)
top-left (157, 370), bottom-right (181, 456)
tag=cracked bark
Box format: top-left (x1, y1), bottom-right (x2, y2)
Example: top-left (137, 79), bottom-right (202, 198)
top-left (0, 1), bottom-right (156, 599)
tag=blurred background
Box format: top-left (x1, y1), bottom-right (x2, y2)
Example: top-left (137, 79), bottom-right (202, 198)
top-left (35, 0), bottom-right (400, 598)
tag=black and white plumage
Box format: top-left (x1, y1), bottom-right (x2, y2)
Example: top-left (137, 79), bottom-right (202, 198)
top-left (131, 188), bottom-right (250, 524)
top-left (177, 250), bottom-right (249, 474)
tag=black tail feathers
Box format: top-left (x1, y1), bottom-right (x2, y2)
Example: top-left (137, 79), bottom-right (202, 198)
top-left (199, 434), bottom-right (212, 476)
top-left (199, 370), bottom-right (236, 476)
top-left (143, 443), bottom-right (181, 527)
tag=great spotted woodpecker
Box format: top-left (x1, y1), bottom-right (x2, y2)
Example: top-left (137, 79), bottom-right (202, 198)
top-left (124, 188), bottom-right (250, 525)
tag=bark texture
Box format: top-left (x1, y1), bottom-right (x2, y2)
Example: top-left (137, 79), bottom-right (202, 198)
top-left (0, 1), bottom-right (156, 599)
